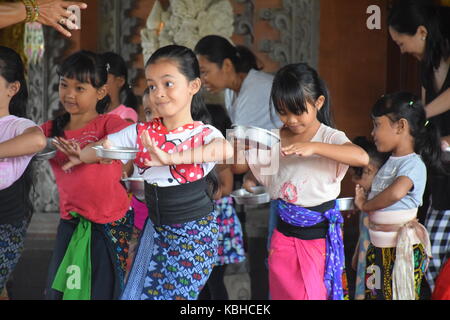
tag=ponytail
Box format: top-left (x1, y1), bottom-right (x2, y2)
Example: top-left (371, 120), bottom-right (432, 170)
top-left (415, 119), bottom-right (446, 175)
top-left (121, 84), bottom-right (139, 111)
top-left (234, 45), bottom-right (261, 73)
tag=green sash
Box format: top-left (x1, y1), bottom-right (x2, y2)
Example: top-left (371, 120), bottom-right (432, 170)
top-left (51, 212), bottom-right (92, 300)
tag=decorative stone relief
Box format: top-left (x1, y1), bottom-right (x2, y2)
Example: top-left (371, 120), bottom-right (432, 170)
top-left (28, 27), bottom-right (70, 214)
top-left (140, 0), bottom-right (234, 63)
top-left (234, 0), bottom-right (255, 47)
top-left (99, 0), bottom-right (141, 85)
top-left (259, 0), bottom-right (320, 68)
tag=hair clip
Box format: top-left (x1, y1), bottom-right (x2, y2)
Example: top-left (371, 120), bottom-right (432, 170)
top-left (425, 120), bottom-right (430, 127)
top-left (106, 63), bottom-right (111, 72)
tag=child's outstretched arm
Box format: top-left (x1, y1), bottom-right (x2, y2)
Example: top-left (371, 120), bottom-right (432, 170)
top-left (282, 142), bottom-right (369, 167)
top-left (0, 127), bottom-right (46, 158)
top-left (141, 130), bottom-right (234, 167)
top-left (354, 176), bottom-right (413, 212)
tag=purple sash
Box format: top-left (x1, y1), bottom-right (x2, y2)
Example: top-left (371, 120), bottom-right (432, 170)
top-left (277, 199), bottom-right (345, 300)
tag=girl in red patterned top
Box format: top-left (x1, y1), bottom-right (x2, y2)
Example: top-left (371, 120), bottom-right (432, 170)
top-left (65, 45), bottom-right (234, 300)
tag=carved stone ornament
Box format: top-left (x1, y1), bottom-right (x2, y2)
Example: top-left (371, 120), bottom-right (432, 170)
top-left (28, 27), bottom-right (70, 214)
top-left (259, 0), bottom-right (320, 68)
top-left (141, 0), bottom-right (235, 64)
top-left (99, 0), bottom-right (141, 85)
top-left (234, 0), bottom-right (255, 47)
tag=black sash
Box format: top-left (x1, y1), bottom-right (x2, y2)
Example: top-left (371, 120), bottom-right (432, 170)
top-left (144, 179), bottom-right (214, 226)
top-left (276, 199), bottom-right (335, 240)
top-left (0, 173), bottom-right (28, 224)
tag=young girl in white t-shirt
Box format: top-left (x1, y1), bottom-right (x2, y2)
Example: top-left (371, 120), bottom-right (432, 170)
top-left (244, 63), bottom-right (368, 300)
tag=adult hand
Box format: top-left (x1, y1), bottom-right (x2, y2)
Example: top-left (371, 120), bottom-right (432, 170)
top-left (36, 0), bottom-right (87, 37)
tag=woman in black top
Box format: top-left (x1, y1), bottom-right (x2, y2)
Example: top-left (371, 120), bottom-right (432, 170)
top-left (389, 0), bottom-right (450, 292)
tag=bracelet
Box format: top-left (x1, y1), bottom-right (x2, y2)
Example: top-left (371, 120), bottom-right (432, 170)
top-left (22, 0), bottom-right (39, 23)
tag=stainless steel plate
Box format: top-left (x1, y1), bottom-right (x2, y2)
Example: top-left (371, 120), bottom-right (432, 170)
top-left (93, 146), bottom-right (139, 161)
top-left (122, 177), bottom-right (145, 201)
top-left (336, 197), bottom-right (355, 211)
top-left (231, 186), bottom-right (271, 205)
top-left (34, 138), bottom-right (57, 161)
top-left (229, 125), bottom-right (280, 149)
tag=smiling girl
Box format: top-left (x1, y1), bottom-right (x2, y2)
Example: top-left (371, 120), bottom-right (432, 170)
top-left (41, 51), bottom-right (133, 300)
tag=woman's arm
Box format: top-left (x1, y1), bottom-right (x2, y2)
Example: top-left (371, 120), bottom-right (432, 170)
top-left (0, 1), bottom-right (87, 37)
top-left (282, 142), bottom-right (369, 167)
top-left (0, 3), bottom-right (27, 28)
top-left (0, 126), bottom-right (46, 158)
top-left (354, 176), bottom-right (413, 212)
top-left (425, 87), bottom-right (450, 119)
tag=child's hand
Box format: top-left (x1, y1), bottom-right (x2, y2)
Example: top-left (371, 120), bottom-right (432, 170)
top-left (243, 171), bottom-right (258, 193)
top-left (98, 139), bottom-right (114, 165)
top-left (53, 137), bottom-right (82, 171)
top-left (354, 184), bottom-right (367, 211)
top-left (141, 130), bottom-right (172, 167)
top-left (281, 142), bottom-right (316, 157)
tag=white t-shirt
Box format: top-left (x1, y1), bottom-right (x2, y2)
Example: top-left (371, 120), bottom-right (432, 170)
top-left (248, 124), bottom-right (351, 207)
top-left (107, 119), bottom-right (224, 187)
top-left (0, 115), bottom-right (39, 190)
top-left (225, 69), bottom-right (283, 130)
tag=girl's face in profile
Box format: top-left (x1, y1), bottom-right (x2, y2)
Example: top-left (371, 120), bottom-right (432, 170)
top-left (0, 75), bottom-right (18, 111)
top-left (143, 93), bottom-right (159, 122)
top-left (371, 116), bottom-right (399, 153)
top-left (105, 73), bottom-right (125, 98)
top-left (351, 162), bottom-right (379, 192)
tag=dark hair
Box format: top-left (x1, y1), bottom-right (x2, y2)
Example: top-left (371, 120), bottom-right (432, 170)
top-left (0, 46), bottom-right (29, 117)
top-left (194, 35), bottom-right (261, 73)
top-left (206, 104), bottom-right (232, 137)
top-left (52, 50), bottom-right (111, 137)
top-left (271, 63), bottom-right (334, 127)
top-left (0, 46), bottom-right (34, 219)
top-left (101, 51), bottom-right (138, 111)
top-left (351, 136), bottom-right (390, 178)
top-left (388, 0), bottom-right (450, 89)
top-left (372, 91), bottom-right (445, 174)
top-left (146, 45), bottom-right (213, 125)
top-left (146, 45), bottom-right (218, 196)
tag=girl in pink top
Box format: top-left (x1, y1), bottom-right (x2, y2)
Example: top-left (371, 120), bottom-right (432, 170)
top-left (0, 46), bottom-right (46, 296)
top-left (102, 52), bottom-right (139, 123)
top-left (244, 63), bottom-right (369, 300)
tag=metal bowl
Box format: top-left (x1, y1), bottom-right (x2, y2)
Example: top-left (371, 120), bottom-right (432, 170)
top-left (34, 138), bottom-right (57, 161)
top-left (231, 186), bottom-right (271, 205)
top-left (229, 125), bottom-right (280, 149)
top-left (122, 177), bottom-right (145, 201)
top-left (336, 197), bottom-right (355, 211)
top-left (92, 146), bottom-right (139, 161)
